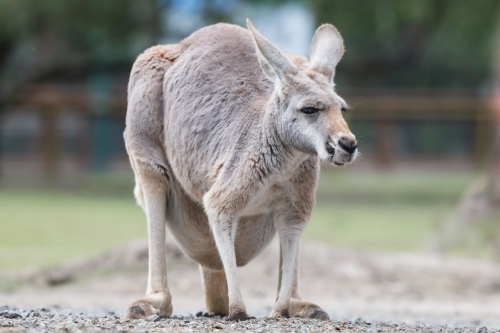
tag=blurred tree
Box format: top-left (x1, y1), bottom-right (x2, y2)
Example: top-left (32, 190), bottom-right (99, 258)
top-left (1, 0), bottom-right (499, 95)
top-left (310, 0), bottom-right (500, 88)
top-left (0, 0), bottom-right (160, 104)
top-left (436, 9), bottom-right (500, 257)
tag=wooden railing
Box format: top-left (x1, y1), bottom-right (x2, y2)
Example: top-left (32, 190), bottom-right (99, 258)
top-left (341, 88), bottom-right (491, 166)
top-left (3, 84), bottom-right (494, 180)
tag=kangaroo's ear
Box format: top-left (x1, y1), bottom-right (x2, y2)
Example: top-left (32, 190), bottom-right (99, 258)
top-left (309, 24), bottom-right (344, 85)
top-left (247, 19), bottom-right (297, 87)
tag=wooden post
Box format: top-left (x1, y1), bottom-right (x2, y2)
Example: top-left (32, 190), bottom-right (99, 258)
top-left (89, 73), bottom-right (110, 171)
top-left (42, 106), bottom-right (59, 185)
top-left (490, 100), bottom-right (500, 206)
top-left (492, 126), bottom-right (500, 205)
top-left (375, 118), bottom-right (395, 168)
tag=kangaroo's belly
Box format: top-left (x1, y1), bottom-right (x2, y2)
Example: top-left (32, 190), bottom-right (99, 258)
top-left (165, 183), bottom-right (276, 270)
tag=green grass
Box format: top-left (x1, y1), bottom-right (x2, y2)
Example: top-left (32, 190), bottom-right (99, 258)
top-left (305, 169), bottom-right (474, 252)
top-left (305, 202), bottom-right (446, 252)
top-left (317, 169), bottom-right (474, 203)
top-left (0, 170), bottom-right (475, 271)
top-left (0, 189), bottom-right (146, 270)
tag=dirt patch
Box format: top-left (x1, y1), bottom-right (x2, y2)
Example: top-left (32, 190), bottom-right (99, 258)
top-left (2, 239), bottom-right (500, 329)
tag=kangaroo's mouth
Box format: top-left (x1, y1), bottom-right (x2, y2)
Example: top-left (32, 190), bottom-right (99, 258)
top-left (325, 141), bottom-right (355, 166)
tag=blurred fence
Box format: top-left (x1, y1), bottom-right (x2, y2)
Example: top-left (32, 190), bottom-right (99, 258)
top-left (0, 83), bottom-right (128, 185)
top-left (0, 83), bottom-right (493, 186)
top-left (0, 1), bottom-right (498, 187)
top-left (344, 88), bottom-right (492, 166)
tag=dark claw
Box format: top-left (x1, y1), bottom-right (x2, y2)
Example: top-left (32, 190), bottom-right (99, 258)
top-left (227, 311), bottom-right (254, 321)
top-left (124, 300), bottom-right (155, 320)
top-left (309, 310), bottom-right (330, 320)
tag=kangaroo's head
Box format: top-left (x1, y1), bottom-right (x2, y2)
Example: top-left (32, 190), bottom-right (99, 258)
top-left (247, 19), bottom-right (357, 166)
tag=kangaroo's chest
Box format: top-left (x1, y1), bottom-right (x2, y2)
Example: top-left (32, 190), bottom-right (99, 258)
top-left (239, 186), bottom-right (277, 217)
top-left (165, 183), bottom-right (283, 270)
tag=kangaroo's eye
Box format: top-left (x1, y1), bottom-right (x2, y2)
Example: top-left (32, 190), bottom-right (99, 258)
top-left (300, 107), bottom-right (319, 115)
top-left (341, 107), bottom-right (347, 113)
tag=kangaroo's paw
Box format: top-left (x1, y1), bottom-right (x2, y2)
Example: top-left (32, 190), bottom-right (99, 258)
top-left (270, 308), bottom-right (290, 318)
top-left (124, 300), bottom-right (155, 319)
top-left (290, 298), bottom-right (329, 320)
top-left (124, 292), bottom-right (172, 319)
top-left (227, 310), bottom-right (254, 321)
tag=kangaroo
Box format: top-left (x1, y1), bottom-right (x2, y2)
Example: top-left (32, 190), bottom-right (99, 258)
top-left (123, 20), bottom-right (357, 321)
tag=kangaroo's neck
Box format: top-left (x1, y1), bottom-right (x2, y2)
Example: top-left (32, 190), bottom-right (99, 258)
top-left (254, 98), bottom-right (309, 179)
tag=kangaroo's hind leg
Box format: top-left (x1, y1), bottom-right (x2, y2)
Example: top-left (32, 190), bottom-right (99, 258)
top-left (200, 266), bottom-right (229, 316)
top-left (276, 244), bottom-right (329, 320)
top-left (124, 157), bottom-right (172, 319)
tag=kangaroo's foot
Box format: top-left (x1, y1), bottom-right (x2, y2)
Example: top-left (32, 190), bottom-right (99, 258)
top-left (200, 266), bottom-right (229, 316)
top-left (227, 310), bottom-right (254, 321)
top-left (289, 298), bottom-right (329, 320)
top-left (270, 308), bottom-right (290, 318)
top-left (124, 292), bottom-right (172, 319)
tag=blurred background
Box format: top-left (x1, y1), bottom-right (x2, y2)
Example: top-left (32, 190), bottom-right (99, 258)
top-left (1, 0), bottom-right (500, 309)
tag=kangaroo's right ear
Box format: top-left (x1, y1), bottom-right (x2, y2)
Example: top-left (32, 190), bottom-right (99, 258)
top-left (247, 19), bottom-right (297, 89)
top-left (309, 24), bottom-right (344, 85)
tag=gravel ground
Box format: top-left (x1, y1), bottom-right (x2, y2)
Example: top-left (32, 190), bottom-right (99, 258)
top-left (0, 307), bottom-right (496, 333)
top-left (3, 240), bottom-right (500, 332)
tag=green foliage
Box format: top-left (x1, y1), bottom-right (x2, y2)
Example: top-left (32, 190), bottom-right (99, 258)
top-left (0, 0), bottom-right (498, 88)
top-left (0, 0), bottom-right (159, 78)
top-left (310, 0), bottom-right (500, 88)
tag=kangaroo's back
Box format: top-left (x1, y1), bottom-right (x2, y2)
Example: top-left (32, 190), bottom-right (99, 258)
top-left (161, 23), bottom-right (274, 200)
top-left (124, 43), bottom-right (184, 165)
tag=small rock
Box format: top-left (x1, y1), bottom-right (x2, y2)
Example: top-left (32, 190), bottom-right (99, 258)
top-left (148, 314), bottom-right (161, 322)
top-left (0, 312), bottom-right (21, 319)
top-left (196, 311), bottom-right (203, 317)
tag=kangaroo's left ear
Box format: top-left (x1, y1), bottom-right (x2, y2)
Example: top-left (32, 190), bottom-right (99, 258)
top-left (309, 24), bottom-right (344, 85)
top-left (247, 19), bottom-right (298, 87)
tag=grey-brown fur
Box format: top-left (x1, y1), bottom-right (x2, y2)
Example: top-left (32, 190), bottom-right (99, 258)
top-left (123, 20), bottom-right (357, 321)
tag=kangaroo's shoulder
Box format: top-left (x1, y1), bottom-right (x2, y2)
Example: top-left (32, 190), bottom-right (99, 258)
top-left (179, 23), bottom-right (256, 64)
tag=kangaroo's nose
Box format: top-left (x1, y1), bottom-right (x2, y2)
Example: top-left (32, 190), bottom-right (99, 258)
top-left (338, 135), bottom-right (358, 154)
